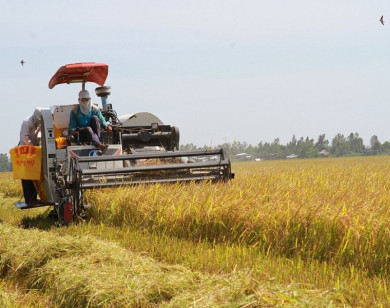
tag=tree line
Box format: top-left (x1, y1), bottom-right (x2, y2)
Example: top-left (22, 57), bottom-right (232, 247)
top-left (0, 132), bottom-right (388, 171)
top-left (0, 153), bottom-right (12, 171)
top-left (181, 132), bottom-right (390, 160)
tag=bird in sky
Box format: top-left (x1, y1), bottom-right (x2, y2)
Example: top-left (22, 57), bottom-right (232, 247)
top-left (20, 60), bottom-right (25, 66)
top-left (380, 15), bottom-right (384, 25)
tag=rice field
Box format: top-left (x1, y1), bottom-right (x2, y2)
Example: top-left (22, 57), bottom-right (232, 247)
top-left (1, 156), bottom-right (390, 306)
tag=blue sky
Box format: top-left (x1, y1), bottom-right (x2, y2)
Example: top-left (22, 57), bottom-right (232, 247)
top-left (2, 1), bottom-right (390, 154)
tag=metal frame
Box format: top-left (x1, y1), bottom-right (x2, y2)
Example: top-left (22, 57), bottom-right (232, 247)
top-left (70, 149), bottom-right (233, 188)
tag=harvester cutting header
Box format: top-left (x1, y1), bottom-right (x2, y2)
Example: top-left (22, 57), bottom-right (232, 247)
top-left (11, 62), bottom-right (234, 225)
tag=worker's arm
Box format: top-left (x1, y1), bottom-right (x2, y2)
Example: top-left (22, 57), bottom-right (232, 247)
top-left (20, 121), bottom-right (34, 145)
top-left (96, 109), bottom-right (111, 131)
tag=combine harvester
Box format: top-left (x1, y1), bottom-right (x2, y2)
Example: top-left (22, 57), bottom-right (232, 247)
top-left (12, 62), bottom-right (234, 225)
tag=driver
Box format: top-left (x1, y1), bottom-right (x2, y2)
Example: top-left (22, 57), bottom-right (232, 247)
top-left (69, 90), bottom-right (112, 152)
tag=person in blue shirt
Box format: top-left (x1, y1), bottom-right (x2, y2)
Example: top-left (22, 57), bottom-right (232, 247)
top-left (69, 89), bottom-right (112, 152)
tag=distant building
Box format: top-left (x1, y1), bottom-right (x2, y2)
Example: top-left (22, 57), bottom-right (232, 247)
top-left (286, 154), bottom-right (298, 159)
top-left (235, 153), bottom-right (252, 161)
top-left (319, 150), bottom-right (329, 156)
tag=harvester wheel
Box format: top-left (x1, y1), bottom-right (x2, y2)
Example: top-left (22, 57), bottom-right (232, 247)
top-left (171, 126), bottom-right (180, 150)
top-left (57, 198), bottom-right (73, 226)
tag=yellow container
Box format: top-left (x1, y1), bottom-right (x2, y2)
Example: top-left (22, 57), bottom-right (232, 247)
top-left (33, 174), bottom-right (48, 202)
top-left (9, 145), bottom-right (42, 180)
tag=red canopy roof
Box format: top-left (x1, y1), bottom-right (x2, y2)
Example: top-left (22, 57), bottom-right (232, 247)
top-left (48, 62), bottom-right (108, 89)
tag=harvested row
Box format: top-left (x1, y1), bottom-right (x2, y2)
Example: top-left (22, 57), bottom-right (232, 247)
top-left (0, 223), bottom-right (331, 307)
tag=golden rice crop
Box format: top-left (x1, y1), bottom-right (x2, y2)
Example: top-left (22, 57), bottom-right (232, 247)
top-left (86, 156), bottom-right (390, 276)
top-left (0, 172), bottom-right (22, 198)
top-left (2, 157), bottom-right (390, 306)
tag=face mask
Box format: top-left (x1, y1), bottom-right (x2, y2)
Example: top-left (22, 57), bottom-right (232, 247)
top-left (79, 99), bottom-right (91, 115)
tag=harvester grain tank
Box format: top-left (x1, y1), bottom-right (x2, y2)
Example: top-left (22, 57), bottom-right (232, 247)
top-left (12, 62), bottom-right (234, 225)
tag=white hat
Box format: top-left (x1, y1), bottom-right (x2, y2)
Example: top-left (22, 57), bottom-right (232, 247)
top-left (78, 90), bottom-right (90, 100)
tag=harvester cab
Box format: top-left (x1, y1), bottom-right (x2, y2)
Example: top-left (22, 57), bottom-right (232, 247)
top-left (13, 62), bottom-right (234, 226)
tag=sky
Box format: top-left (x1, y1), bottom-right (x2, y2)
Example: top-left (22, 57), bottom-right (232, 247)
top-left (2, 0), bottom-right (390, 154)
